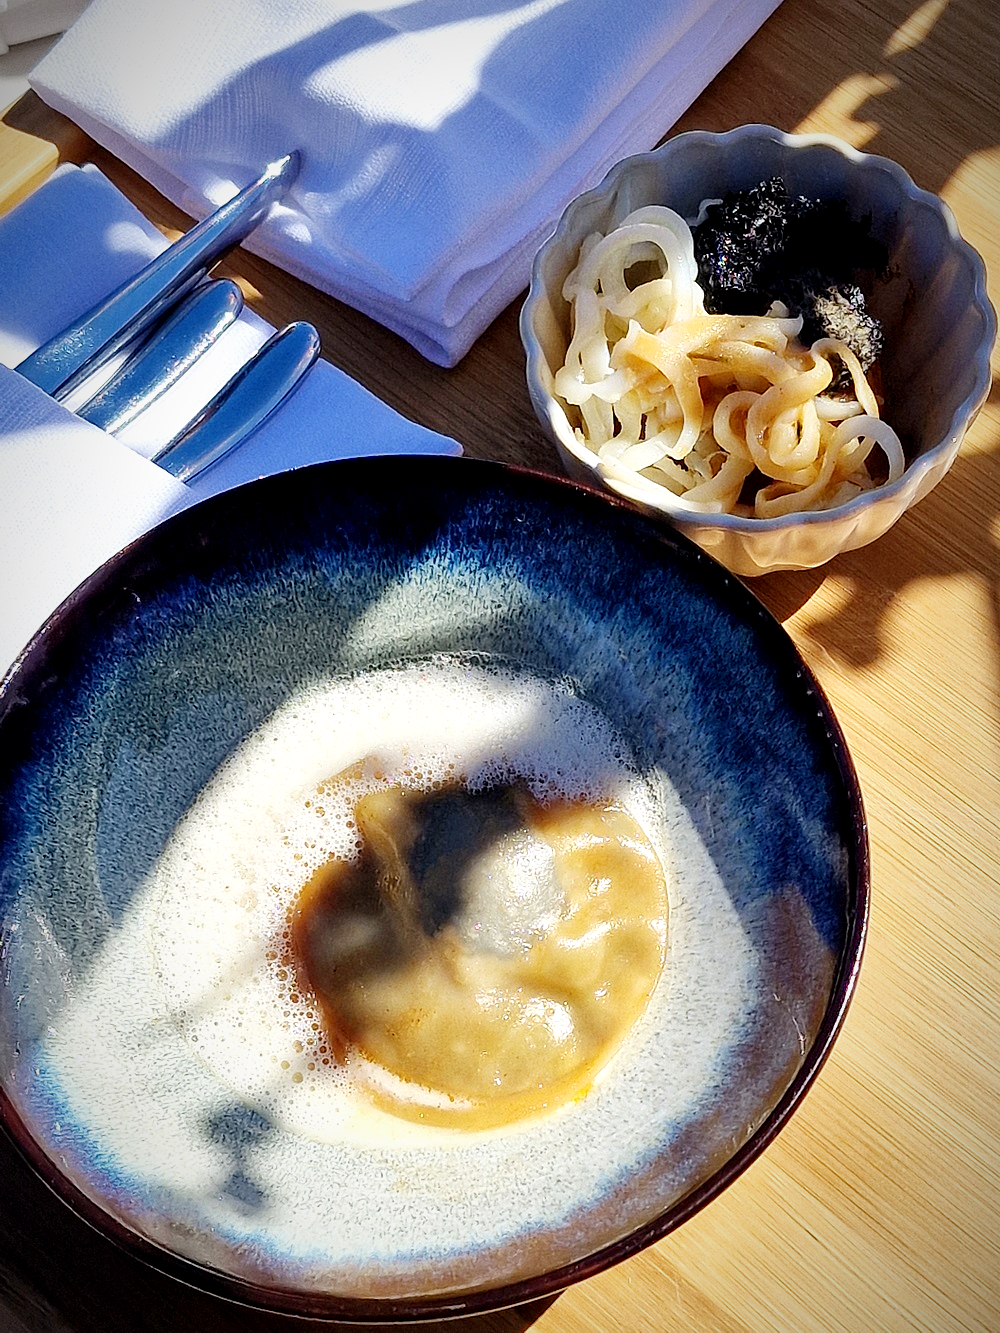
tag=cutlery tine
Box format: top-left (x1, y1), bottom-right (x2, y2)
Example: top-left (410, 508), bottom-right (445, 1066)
top-left (77, 279), bottom-right (245, 434)
top-left (16, 152), bottom-right (300, 400)
top-left (151, 321), bottom-right (321, 483)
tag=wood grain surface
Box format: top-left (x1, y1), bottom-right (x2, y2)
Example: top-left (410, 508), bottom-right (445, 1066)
top-left (1, 0), bottom-right (998, 1329)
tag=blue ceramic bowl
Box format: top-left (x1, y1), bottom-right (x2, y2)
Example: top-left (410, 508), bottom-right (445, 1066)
top-left (0, 456), bottom-right (867, 1322)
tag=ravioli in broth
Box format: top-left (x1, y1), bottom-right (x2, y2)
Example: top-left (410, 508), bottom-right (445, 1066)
top-left (284, 765), bottom-right (669, 1130)
top-left (151, 655), bottom-right (672, 1143)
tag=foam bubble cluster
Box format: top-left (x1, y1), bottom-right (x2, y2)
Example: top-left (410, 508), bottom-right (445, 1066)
top-left (149, 653), bottom-right (668, 1146)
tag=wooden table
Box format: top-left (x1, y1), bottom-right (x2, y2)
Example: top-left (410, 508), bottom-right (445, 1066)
top-left (2, 0), bottom-right (998, 1328)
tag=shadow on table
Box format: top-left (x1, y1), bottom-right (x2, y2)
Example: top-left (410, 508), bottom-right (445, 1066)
top-left (848, 0), bottom-right (1000, 197)
top-left (676, 0), bottom-right (999, 198)
top-left (755, 376), bottom-right (1000, 674)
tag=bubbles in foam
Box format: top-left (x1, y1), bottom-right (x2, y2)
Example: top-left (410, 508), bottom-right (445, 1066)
top-left (149, 653), bottom-right (668, 1146)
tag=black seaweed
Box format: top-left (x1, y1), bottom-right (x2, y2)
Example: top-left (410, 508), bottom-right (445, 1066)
top-left (692, 178), bottom-right (887, 378)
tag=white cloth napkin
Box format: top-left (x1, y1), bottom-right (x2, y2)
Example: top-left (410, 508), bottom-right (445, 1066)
top-left (0, 368), bottom-right (192, 676)
top-left (29, 0), bottom-right (783, 366)
top-left (0, 162), bottom-right (461, 676)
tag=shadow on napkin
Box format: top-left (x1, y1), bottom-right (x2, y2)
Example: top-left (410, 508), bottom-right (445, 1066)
top-left (30, 0), bottom-right (784, 363)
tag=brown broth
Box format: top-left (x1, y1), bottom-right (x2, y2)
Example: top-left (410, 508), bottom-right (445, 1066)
top-left (281, 765), bottom-right (668, 1131)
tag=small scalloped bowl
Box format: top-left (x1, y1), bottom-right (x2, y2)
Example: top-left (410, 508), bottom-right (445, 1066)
top-left (520, 124), bottom-right (996, 577)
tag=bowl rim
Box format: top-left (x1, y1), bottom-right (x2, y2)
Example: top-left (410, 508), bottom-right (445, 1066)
top-left (520, 122), bottom-right (998, 536)
top-left (0, 455), bottom-right (872, 1322)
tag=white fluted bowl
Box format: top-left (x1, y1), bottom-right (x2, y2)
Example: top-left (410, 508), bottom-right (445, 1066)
top-left (520, 124), bottom-right (996, 577)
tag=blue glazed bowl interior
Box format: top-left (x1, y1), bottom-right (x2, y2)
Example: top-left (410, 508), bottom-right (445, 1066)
top-left (0, 456), bottom-right (867, 1322)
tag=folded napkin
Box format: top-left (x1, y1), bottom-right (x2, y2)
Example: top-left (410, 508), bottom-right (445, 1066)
top-left (0, 367), bottom-right (191, 676)
top-left (30, 0), bottom-right (783, 365)
top-left (0, 162), bottom-right (461, 675)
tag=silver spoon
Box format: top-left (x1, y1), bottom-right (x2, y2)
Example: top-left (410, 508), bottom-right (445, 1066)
top-left (151, 320), bottom-right (321, 483)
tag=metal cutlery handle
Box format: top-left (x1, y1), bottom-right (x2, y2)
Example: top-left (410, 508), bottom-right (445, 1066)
top-left (151, 321), bottom-right (321, 483)
top-left (16, 152), bottom-right (300, 400)
top-left (78, 279), bottom-right (245, 434)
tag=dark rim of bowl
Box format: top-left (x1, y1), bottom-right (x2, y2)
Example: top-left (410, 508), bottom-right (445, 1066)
top-left (0, 455), bottom-right (870, 1324)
